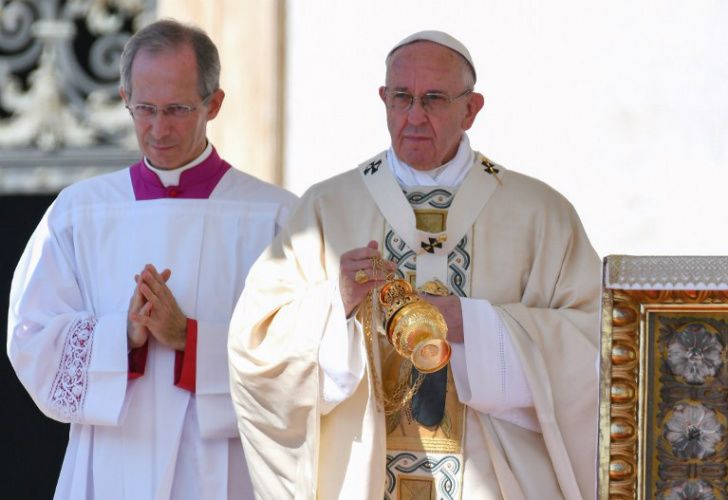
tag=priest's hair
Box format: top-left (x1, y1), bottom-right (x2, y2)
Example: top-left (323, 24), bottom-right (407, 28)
top-left (120, 18), bottom-right (220, 100)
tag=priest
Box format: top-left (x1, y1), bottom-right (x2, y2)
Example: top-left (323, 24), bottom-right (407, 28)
top-left (7, 19), bottom-right (296, 500)
top-left (229, 30), bottom-right (600, 499)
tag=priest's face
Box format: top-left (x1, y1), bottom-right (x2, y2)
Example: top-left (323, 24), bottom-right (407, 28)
top-left (379, 41), bottom-right (484, 171)
top-left (120, 44), bottom-right (224, 170)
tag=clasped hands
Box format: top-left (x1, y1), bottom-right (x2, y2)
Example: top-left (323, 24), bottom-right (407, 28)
top-left (339, 241), bottom-right (463, 343)
top-left (127, 264), bottom-right (187, 351)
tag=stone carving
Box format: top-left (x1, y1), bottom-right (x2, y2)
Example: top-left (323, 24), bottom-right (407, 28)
top-left (0, 0), bottom-right (156, 192)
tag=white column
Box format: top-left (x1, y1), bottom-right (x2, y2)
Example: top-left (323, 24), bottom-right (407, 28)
top-left (158, 0), bottom-right (286, 185)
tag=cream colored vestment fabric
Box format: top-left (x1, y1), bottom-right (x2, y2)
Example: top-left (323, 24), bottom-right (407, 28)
top-left (229, 151), bottom-right (601, 500)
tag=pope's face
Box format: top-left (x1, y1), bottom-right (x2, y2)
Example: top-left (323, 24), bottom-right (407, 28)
top-left (379, 41), bottom-right (483, 171)
top-left (120, 44), bottom-right (224, 170)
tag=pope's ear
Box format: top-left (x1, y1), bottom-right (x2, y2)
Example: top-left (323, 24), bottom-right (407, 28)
top-left (461, 91), bottom-right (484, 130)
top-left (206, 89), bottom-right (225, 120)
top-left (378, 86), bottom-right (387, 103)
top-left (119, 87), bottom-right (128, 102)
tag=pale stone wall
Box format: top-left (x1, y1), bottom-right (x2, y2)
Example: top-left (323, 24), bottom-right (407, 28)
top-left (159, 0), bottom-right (285, 185)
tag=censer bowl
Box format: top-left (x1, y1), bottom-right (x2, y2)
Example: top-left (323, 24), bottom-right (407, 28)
top-left (385, 296), bottom-right (451, 374)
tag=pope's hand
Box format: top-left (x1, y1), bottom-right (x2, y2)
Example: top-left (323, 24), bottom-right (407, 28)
top-left (420, 294), bottom-right (464, 343)
top-left (339, 240), bottom-right (396, 317)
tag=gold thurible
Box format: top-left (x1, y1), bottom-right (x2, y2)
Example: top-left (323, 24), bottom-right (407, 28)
top-left (379, 279), bottom-right (451, 374)
top-left (360, 257), bottom-right (452, 416)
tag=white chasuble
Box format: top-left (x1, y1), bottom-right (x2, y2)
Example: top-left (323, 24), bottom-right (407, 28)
top-left (229, 150), bottom-right (601, 500)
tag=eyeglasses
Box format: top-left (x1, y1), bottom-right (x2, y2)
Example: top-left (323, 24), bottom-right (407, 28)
top-left (384, 88), bottom-right (473, 114)
top-left (126, 94), bottom-right (211, 119)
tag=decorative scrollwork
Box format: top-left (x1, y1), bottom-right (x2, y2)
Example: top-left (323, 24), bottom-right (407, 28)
top-left (406, 188), bottom-right (454, 209)
top-left (385, 452), bottom-right (461, 500)
top-left (0, 0), bottom-right (155, 152)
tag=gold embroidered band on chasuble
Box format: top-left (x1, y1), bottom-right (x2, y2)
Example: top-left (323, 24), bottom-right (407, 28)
top-left (381, 186), bottom-right (471, 500)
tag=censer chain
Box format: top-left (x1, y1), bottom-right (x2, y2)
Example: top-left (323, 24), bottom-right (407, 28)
top-left (361, 287), bottom-right (425, 417)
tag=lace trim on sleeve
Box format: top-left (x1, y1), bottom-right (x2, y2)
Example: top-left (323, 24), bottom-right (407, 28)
top-left (49, 317), bottom-right (96, 421)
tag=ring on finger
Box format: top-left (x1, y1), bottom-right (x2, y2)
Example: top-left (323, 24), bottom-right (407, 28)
top-left (354, 269), bottom-right (369, 284)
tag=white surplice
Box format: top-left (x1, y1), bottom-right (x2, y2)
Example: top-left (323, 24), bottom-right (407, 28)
top-left (8, 164), bottom-right (296, 500)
